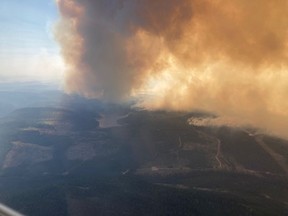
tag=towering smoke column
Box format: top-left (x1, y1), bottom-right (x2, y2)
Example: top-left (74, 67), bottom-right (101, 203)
top-left (55, 0), bottom-right (288, 138)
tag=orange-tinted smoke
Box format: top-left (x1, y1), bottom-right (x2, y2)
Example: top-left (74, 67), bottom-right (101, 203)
top-left (55, 0), bottom-right (288, 138)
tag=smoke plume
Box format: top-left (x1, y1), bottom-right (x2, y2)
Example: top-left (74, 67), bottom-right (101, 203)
top-left (55, 0), bottom-right (288, 138)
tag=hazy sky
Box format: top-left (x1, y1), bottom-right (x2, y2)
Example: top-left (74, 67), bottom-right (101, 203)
top-left (0, 0), bottom-right (64, 82)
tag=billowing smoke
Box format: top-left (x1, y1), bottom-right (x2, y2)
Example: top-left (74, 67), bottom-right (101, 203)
top-left (55, 0), bottom-right (288, 138)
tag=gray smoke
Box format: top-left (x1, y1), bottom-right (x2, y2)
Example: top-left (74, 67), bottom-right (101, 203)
top-left (55, 0), bottom-right (288, 138)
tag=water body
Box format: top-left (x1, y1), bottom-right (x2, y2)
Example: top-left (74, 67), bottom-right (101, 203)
top-left (98, 113), bottom-right (130, 128)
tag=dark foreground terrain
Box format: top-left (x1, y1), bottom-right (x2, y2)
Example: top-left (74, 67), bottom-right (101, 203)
top-left (0, 84), bottom-right (287, 215)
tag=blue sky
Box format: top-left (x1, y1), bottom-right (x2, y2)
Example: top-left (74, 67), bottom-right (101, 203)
top-left (0, 0), bottom-right (64, 82)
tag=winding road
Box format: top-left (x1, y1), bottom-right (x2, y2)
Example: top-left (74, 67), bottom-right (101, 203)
top-left (215, 138), bottom-right (223, 168)
top-left (195, 130), bottom-right (225, 169)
